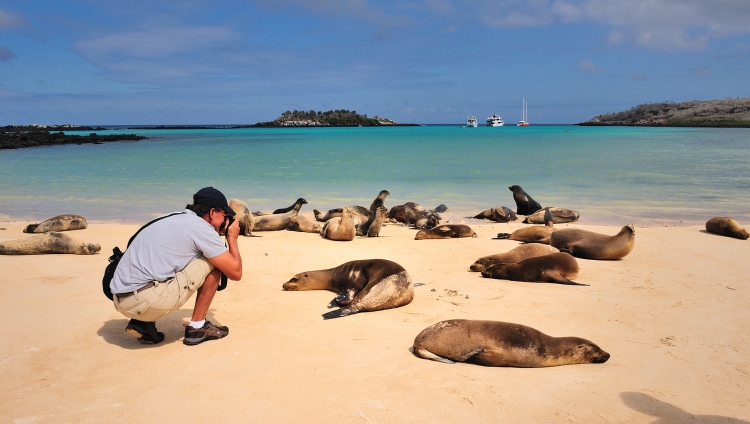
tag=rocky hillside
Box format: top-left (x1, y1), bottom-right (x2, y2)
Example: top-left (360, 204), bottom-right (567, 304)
top-left (252, 109), bottom-right (413, 127)
top-left (579, 98), bottom-right (750, 127)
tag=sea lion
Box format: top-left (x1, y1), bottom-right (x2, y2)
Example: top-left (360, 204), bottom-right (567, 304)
top-left (314, 206), bottom-right (369, 222)
top-left (551, 224), bottom-right (635, 260)
top-left (356, 206), bottom-right (388, 237)
top-left (470, 244), bottom-right (560, 272)
top-left (369, 190), bottom-right (390, 211)
top-left (228, 199), bottom-right (255, 236)
top-left (431, 204), bottom-right (448, 213)
top-left (23, 214), bottom-right (88, 233)
top-left (481, 252), bottom-right (584, 285)
top-left (273, 198), bottom-right (308, 214)
top-left (388, 205), bottom-right (406, 224)
top-left (320, 206), bottom-right (356, 241)
top-left (496, 207), bottom-right (556, 243)
top-left (706, 217), bottom-right (749, 240)
top-left (413, 319), bottom-right (610, 367)
top-left (403, 203), bottom-right (440, 229)
top-left (287, 214), bottom-right (322, 233)
top-left (524, 207), bottom-right (580, 224)
top-left (253, 207), bottom-right (300, 231)
top-left (472, 206), bottom-right (518, 223)
top-left (415, 224), bottom-right (477, 240)
top-left (0, 232), bottom-right (101, 255)
top-left (282, 259), bottom-right (414, 319)
top-left (509, 185), bottom-right (543, 215)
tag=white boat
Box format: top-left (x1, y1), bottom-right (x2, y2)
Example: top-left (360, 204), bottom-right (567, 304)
top-left (467, 116), bottom-right (478, 127)
top-left (517, 99), bottom-right (529, 127)
top-left (486, 114), bottom-right (504, 127)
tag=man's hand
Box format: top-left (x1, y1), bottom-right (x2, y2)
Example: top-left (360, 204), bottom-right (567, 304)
top-left (226, 217), bottom-right (240, 241)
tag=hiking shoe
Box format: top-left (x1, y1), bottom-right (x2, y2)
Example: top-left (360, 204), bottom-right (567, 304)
top-left (183, 320), bottom-right (229, 346)
top-left (125, 319), bottom-right (165, 344)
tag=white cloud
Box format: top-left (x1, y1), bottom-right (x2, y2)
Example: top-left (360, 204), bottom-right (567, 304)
top-left (468, 0), bottom-right (750, 50)
top-left (576, 60), bottom-right (599, 73)
top-left (0, 8), bottom-right (28, 31)
top-left (75, 26), bottom-right (240, 60)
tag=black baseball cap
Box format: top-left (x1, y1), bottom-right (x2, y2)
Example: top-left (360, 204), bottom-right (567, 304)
top-left (193, 187), bottom-right (236, 216)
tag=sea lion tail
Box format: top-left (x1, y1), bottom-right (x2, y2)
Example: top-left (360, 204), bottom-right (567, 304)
top-left (556, 279), bottom-right (589, 286)
top-left (495, 233), bottom-right (511, 239)
top-left (23, 224), bottom-right (39, 233)
top-left (322, 308), bottom-right (353, 320)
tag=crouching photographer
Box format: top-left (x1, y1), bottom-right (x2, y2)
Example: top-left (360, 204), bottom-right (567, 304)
top-left (109, 187), bottom-right (242, 346)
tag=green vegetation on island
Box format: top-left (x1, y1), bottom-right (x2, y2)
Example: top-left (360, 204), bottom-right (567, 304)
top-left (252, 109), bottom-right (415, 127)
top-left (579, 98), bottom-right (750, 127)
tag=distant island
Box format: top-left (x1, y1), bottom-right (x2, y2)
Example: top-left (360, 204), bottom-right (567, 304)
top-left (1, 125), bottom-right (147, 150)
top-left (578, 98), bottom-right (750, 127)
top-left (252, 109), bottom-right (417, 127)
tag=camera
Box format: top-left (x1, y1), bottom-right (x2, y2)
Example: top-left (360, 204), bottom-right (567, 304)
top-left (221, 215), bottom-right (245, 236)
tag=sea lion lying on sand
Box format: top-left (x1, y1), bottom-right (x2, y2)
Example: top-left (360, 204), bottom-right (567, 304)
top-left (273, 198), bottom-right (308, 214)
top-left (481, 252), bottom-right (585, 286)
top-left (287, 214), bottom-right (322, 233)
top-left (0, 232), bottom-right (100, 255)
top-left (470, 244), bottom-right (560, 272)
top-left (496, 207), bottom-right (556, 244)
top-left (705, 217), bottom-right (749, 240)
top-left (509, 185), bottom-right (543, 215)
top-left (413, 319), bottom-right (610, 367)
top-left (253, 205), bottom-right (301, 231)
top-left (228, 199), bottom-right (255, 236)
top-left (24, 214), bottom-right (88, 233)
top-left (314, 206), bottom-right (369, 222)
top-left (551, 225), bottom-right (635, 260)
top-left (415, 225), bottom-right (476, 240)
top-left (283, 259), bottom-right (414, 319)
top-left (472, 206), bottom-right (518, 223)
top-left (524, 207), bottom-right (579, 224)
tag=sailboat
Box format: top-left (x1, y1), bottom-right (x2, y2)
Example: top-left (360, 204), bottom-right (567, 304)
top-left (517, 99), bottom-right (530, 127)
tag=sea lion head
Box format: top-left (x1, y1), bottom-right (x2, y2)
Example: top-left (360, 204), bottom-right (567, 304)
top-left (558, 337), bottom-right (610, 364)
top-left (297, 198), bottom-right (308, 205)
top-left (414, 229), bottom-right (428, 240)
top-left (282, 272), bottom-right (323, 291)
top-left (379, 190), bottom-right (390, 197)
top-left (80, 243), bottom-right (102, 255)
top-left (480, 264), bottom-right (507, 279)
top-left (623, 224), bottom-right (635, 235)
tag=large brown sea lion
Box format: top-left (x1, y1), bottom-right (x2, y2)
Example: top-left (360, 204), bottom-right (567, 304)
top-left (314, 206), bottom-right (369, 222)
top-left (470, 244), bottom-right (560, 272)
top-left (23, 214), bottom-right (88, 233)
top-left (0, 232), bottom-right (101, 255)
top-left (404, 202), bottom-right (440, 229)
top-left (496, 207), bottom-right (556, 243)
top-left (369, 190), bottom-right (390, 211)
top-left (287, 214), bottom-right (322, 233)
top-left (356, 206), bottom-right (388, 237)
top-left (320, 206), bottom-right (356, 241)
top-left (388, 205), bottom-right (406, 223)
top-left (472, 206), bottom-right (518, 223)
top-left (415, 224), bottom-right (476, 240)
top-left (524, 207), bottom-right (580, 224)
top-left (413, 319), bottom-right (610, 367)
top-left (509, 185), bottom-right (543, 215)
top-left (551, 225), bottom-right (635, 260)
top-left (481, 252), bottom-right (585, 285)
top-left (228, 199), bottom-right (255, 236)
top-left (282, 259), bottom-right (414, 319)
top-left (706, 217), bottom-right (749, 240)
top-left (253, 206), bottom-right (300, 231)
top-left (273, 198), bottom-right (308, 214)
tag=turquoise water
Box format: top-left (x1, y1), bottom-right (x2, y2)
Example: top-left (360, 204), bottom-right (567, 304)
top-left (1, 125), bottom-right (749, 225)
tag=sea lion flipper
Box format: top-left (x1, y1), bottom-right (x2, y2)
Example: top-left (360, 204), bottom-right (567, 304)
top-left (557, 247), bottom-right (572, 254)
top-left (495, 233), bottom-right (511, 239)
top-left (545, 273), bottom-right (588, 286)
top-left (322, 308), bottom-right (353, 320)
top-left (415, 348), bottom-right (456, 364)
top-left (543, 207), bottom-right (553, 227)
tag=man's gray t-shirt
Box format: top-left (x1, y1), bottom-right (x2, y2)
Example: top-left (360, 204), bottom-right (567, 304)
top-left (110, 210), bottom-right (227, 294)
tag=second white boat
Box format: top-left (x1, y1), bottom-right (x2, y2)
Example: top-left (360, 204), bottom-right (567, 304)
top-left (486, 114), bottom-right (504, 127)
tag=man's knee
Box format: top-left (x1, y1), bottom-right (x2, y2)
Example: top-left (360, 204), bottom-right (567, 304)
top-left (201, 268), bottom-right (222, 290)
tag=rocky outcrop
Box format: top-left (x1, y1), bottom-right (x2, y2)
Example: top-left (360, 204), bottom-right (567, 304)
top-left (0, 130), bottom-right (147, 150)
top-left (579, 98), bottom-right (750, 127)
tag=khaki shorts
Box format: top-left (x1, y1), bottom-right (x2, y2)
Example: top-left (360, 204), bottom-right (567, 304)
top-left (114, 256), bottom-right (214, 322)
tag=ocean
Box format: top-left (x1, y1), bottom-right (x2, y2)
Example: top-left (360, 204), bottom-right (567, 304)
top-left (1, 125), bottom-right (749, 226)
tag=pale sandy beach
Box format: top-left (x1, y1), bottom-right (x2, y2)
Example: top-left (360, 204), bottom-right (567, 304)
top-left (1, 216), bottom-right (749, 423)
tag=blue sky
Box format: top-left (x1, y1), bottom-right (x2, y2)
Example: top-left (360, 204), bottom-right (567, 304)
top-left (1, 0), bottom-right (749, 125)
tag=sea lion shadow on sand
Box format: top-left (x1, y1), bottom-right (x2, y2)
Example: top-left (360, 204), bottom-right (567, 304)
top-left (620, 392), bottom-right (750, 424)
